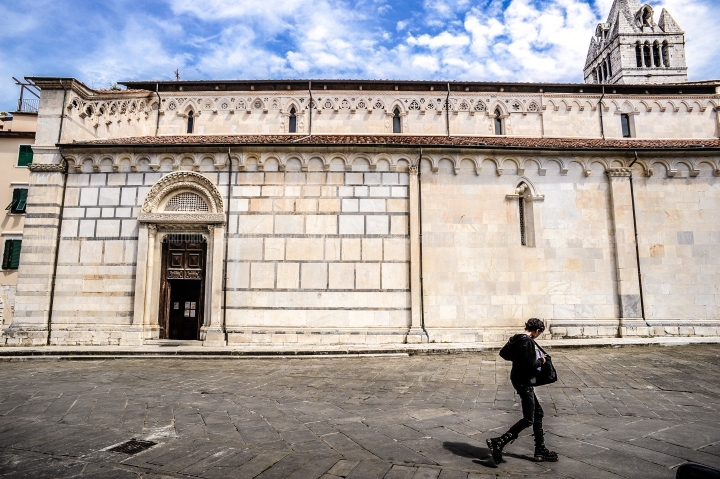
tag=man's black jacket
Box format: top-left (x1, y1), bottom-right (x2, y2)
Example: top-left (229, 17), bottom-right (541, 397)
top-left (499, 333), bottom-right (544, 388)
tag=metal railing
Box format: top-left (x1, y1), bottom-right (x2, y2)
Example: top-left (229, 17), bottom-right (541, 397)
top-left (17, 98), bottom-right (39, 113)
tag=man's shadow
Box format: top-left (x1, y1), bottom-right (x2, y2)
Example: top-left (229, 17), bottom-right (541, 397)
top-left (442, 442), bottom-right (496, 468)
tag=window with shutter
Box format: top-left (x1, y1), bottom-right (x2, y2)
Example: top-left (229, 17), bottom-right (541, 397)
top-left (5, 188), bottom-right (28, 214)
top-left (2, 240), bottom-right (21, 270)
top-left (17, 145), bottom-right (33, 167)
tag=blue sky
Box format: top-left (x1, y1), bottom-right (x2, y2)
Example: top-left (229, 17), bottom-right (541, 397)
top-left (1, 0), bottom-right (718, 110)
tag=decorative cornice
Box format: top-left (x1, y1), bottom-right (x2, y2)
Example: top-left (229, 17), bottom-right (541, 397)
top-left (28, 163), bottom-right (65, 173)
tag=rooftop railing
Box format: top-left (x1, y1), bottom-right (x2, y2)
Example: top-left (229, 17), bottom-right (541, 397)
top-left (17, 98), bottom-right (39, 113)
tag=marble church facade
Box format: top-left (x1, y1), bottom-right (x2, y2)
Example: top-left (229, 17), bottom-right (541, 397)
top-left (2, 2), bottom-right (720, 347)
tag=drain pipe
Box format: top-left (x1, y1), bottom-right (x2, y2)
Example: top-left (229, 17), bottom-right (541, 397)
top-left (154, 83), bottom-right (162, 136)
top-left (445, 83), bottom-right (451, 137)
top-left (57, 80), bottom-right (68, 144)
top-left (540, 90), bottom-right (545, 138)
top-left (599, 85), bottom-right (606, 140)
top-left (628, 151), bottom-right (647, 324)
top-left (308, 81), bottom-right (313, 136)
top-left (417, 148), bottom-right (429, 342)
top-left (222, 147), bottom-right (233, 341)
top-left (47, 153), bottom-right (69, 345)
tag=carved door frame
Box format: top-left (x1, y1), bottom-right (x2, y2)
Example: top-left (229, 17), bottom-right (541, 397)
top-left (124, 171), bottom-right (227, 347)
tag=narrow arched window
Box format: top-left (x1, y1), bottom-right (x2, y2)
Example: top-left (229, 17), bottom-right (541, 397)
top-left (621, 113), bottom-right (632, 138)
top-left (653, 42), bottom-right (661, 67)
top-left (289, 107), bottom-right (297, 133)
top-left (636, 43), bottom-right (643, 67)
top-left (662, 42), bottom-right (670, 67)
top-left (607, 58), bottom-right (612, 78)
top-left (187, 111), bottom-right (194, 134)
top-left (644, 43), bottom-right (652, 67)
top-left (602, 63), bottom-right (607, 82)
top-left (392, 107), bottom-right (401, 133)
top-left (518, 197), bottom-right (526, 246)
top-left (592, 70), bottom-right (598, 84)
top-left (494, 109), bottom-right (503, 135)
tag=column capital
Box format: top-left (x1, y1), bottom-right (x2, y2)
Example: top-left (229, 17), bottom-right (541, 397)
top-left (408, 165), bottom-right (419, 175)
top-left (606, 167), bottom-right (632, 177)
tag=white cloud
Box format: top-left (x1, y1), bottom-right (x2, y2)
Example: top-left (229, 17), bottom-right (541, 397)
top-left (408, 32), bottom-right (471, 49)
top-left (1, 0), bottom-right (719, 110)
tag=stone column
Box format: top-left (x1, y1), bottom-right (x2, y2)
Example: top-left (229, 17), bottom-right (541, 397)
top-left (2, 159), bottom-right (65, 346)
top-left (606, 168), bottom-right (647, 336)
top-left (202, 224), bottom-right (226, 346)
top-left (407, 165), bottom-right (426, 343)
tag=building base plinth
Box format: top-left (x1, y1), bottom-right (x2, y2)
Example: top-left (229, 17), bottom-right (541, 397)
top-left (1, 327), bottom-right (49, 347)
top-left (120, 330), bottom-right (145, 346)
top-left (203, 330), bottom-right (227, 347)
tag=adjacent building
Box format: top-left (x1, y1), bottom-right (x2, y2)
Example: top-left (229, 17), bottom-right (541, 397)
top-left (2, 0), bottom-right (719, 347)
top-left (0, 83), bottom-right (37, 328)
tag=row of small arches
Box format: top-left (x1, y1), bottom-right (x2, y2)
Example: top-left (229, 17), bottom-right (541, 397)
top-left (62, 153), bottom-right (720, 178)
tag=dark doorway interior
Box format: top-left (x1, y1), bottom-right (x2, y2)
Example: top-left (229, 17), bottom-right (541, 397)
top-left (159, 235), bottom-right (206, 340)
top-left (168, 280), bottom-right (202, 340)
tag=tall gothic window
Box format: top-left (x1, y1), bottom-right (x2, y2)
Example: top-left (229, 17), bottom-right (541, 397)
top-left (644, 43), bottom-right (652, 67)
top-left (662, 42), bottom-right (670, 67)
top-left (289, 107), bottom-right (297, 133)
top-left (494, 109), bottom-right (504, 135)
top-left (187, 111), bottom-right (194, 134)
top-left (621, 114), bottom-right (632, 138)
top-left (636, 43), bottom-right (643, 67)
top-left (518, 198), bottom-right (526, 246)
top-left (392, 108), bottom-right (401, 133)
top-left (607, 58), bottom-right (612, 78)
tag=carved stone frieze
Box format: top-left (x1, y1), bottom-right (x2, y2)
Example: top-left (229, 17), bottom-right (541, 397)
top-left (28, 163), bottom-right (66, 173)
top-left (138, 212), bottom-right (226, 224)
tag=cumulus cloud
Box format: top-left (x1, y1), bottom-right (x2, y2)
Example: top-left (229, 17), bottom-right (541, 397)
top-left (1, 0), bottom-right (719, 109)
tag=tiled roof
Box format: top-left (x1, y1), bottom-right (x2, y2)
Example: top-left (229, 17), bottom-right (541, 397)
top-left (69, 135), bottom-right (720, 150)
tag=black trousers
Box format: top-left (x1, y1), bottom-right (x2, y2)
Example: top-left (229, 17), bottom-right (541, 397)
top-left (507, 384), bottom-right (544, 445)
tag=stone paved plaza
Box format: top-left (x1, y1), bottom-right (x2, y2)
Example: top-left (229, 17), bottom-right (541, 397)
top-left (1, 345), bottom-right (720, 478)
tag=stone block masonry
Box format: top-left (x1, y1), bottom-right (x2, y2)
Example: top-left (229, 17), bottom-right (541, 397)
top-left (224, 167), bottom-right (411, 344)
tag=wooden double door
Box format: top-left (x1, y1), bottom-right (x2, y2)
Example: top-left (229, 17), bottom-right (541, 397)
top-left (159, 235), bottom-right (207, 340)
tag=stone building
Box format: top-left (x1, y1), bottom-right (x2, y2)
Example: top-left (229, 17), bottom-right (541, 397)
top-left (1, 1), bottom-right (719, 347)
top-left (584, 0), bottom-right (687, 84)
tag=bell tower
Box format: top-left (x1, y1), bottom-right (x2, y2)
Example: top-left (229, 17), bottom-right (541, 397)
top-left (584, 0), bottom-right (688, 84)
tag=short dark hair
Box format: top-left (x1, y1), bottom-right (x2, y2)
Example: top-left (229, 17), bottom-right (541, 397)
top-left (525, 318), bottom-right (545, 333)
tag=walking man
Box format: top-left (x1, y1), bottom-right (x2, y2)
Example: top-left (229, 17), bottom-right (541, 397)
top-left (486, 318), bottom-right (558, 464)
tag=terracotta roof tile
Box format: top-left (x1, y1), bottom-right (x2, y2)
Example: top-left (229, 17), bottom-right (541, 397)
top-left (69, 135), bottom-right (720, 150)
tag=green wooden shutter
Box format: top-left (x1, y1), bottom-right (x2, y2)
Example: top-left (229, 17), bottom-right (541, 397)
top-left (9, 240), bottom-right (21, 269)
top-left (17, 145), bottom-right (33, 167)
top-left (2, 240), bottom-right (12, 269)
top-left (16, 189), bottom-right (28, 213)
top-left (5, 189), bottom-right (19, 211)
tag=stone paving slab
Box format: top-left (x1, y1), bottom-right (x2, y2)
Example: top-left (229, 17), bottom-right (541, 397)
top-left (0, 336), bottom-right (719, 359)
top-left (0, 345), bottom-right (719, 478)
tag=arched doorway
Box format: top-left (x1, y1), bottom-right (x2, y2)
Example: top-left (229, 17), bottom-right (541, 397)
top-left (124, 171), bottom-right (226, 346)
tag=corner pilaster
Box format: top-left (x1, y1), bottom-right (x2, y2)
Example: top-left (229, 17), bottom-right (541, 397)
top-left (407, 165), bottom-right (426, 343)
top-left (2, 157), bottom-right (65, 346)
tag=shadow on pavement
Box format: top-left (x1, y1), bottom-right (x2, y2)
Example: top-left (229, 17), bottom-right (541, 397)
top-left (442, 442), bottom-right (497, 468)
